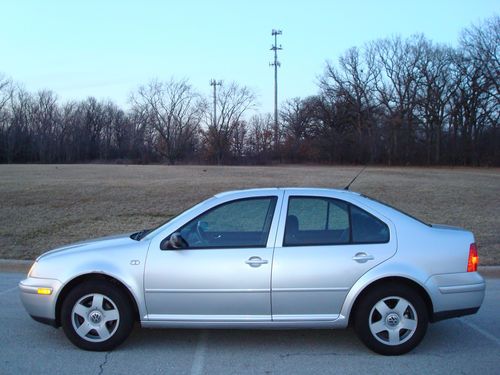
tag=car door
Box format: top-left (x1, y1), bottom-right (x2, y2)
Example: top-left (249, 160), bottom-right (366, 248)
top-left (271, 191), bottom-right (397, 321)
top-left (144, 192), bottom-right (283, 322)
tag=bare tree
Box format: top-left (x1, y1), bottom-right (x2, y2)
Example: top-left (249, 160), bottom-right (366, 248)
top-left (279, 97), bottom-right (316, 161)
top-left (455, 16), bottom-right (500, 165)
top-left (369, 35), bottom-right (425, 164)
top-left (30, 90), bottom-right (60, 162)
top-left (0, 74), bottom-right (14, 162)
top-left (130, 79), bottom-right (204, 164)
top-left (461, 16), bottom-right (500, 99)
top-left (7, 87), bottom-right (35, 162)
top-left (0, 74), bottom-right (12, 117)
top-left (203, 82), bottom-right (256, 164)
top-left (319, 47), bottom-right (380, 162)
top-left (57, 101), bottom-right (78, 162)
top-left (414, 41), bottom-right (455, 164)
top-left (246, 113), bottom-right (274, 164)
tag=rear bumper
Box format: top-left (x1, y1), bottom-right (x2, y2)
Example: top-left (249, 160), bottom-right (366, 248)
top-left (431, 307), bottom-right (479, 322)
top-left (425, 272), bottom-right (485, 321)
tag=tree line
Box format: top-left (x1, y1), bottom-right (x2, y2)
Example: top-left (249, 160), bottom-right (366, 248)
top-left (0, 16), bottom-right (498, 166)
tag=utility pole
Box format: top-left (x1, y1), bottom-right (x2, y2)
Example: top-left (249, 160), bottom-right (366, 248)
top-left (209, 79), bottom-right (222, 128)
top-left (270, 29), bottom-right (282, 156)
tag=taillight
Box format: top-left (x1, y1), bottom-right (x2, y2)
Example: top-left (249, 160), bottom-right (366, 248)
top-left (467, 243), bottom-right (479, 272)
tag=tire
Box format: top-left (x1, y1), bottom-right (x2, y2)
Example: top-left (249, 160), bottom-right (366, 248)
top-left (354, 284), bottom-right (428, 355)
top-left (61, 280), bottom-right (134, 351)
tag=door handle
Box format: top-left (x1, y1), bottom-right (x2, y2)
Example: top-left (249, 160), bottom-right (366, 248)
top-left (352, 252), bottom-right (374, 263)
top-left (245, 256), bottom-right (268, 268)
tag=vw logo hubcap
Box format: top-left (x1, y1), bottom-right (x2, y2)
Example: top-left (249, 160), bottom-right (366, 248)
top-left (385, 313), bottom-right (400, 327)
top-left (89, 310), bottom-right (102, 324)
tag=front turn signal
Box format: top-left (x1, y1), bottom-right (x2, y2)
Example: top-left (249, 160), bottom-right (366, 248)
top-left (467, 243), bottom-right (479, 272)
top-left (37, 287), bottom-right (53, 295)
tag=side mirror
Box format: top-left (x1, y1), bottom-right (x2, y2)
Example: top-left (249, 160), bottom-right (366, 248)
top-left (160, 232), bottom-right (188, 250)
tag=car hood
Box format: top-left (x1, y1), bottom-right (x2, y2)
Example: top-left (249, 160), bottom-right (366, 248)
top-left (36, 233), bottom-right (137, 261)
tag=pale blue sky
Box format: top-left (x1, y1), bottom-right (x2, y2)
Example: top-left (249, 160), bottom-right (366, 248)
top-left (1, 0), bottom-right (498, 113)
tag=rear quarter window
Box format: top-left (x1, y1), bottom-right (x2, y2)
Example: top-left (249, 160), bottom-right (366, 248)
top-left (351, 205), bottom-right (390, 243)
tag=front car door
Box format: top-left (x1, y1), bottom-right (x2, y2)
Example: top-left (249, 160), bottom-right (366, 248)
top-left (271, 190), bottom-right (397, 322)
top-left (144, 190), bottom-right (283, 322)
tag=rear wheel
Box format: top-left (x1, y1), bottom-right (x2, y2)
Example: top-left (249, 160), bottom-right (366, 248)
top-left (354, 285), bottom-right (428, 355)
top-left (61, 280), bottom-right (134, 351)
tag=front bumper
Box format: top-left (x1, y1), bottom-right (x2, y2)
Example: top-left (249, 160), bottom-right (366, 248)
top-left (19, 277), bottom-right (62, 325)
top-left (425, 271), bottom-right (485, 321)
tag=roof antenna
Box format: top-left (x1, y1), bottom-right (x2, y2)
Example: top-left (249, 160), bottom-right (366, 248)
top-left (344, 166), bottom-right (367, 190)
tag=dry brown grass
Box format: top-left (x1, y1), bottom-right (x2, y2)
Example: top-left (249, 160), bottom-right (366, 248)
top-left (0, 164), bottom-right (498, 264)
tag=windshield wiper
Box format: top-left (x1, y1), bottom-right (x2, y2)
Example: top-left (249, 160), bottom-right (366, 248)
top-left (131, 229), bottom-right (150, 241)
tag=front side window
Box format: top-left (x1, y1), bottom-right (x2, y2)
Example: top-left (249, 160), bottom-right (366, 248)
top-left (284, 196), bottom-right (389, 246)
top-left (165, 197), bottom-right (277, 249)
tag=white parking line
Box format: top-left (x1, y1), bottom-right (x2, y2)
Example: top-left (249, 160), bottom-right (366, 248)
top-left (0, 286), bottom-right (18, 296)
top-left (190, 330), bottom-right (208, 375)
top-left (460, 318), bottom-right (500, 346)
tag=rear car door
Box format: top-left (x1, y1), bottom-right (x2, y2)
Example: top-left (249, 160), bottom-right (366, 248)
top-left (271, 191), bottom-right (397, 321)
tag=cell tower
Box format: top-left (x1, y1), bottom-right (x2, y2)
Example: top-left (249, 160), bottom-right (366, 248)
top-left (270, 29), bottom-right (282, 154)
top-left (209, 79), bottom-right (222, 127)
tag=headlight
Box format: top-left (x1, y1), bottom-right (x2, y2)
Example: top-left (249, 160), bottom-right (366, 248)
top-left (27, 261), bottom-right (38, 277)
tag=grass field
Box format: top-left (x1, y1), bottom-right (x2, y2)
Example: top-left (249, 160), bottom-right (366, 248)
top-left (0, 164), bottom-right (498, 264)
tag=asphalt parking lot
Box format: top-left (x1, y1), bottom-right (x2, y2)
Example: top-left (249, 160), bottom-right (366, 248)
top-left (1, 272), bottom-right (499, 375)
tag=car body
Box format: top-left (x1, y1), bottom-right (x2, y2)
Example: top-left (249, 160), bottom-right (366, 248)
top-left (19, 188), bottom-right (485, 354)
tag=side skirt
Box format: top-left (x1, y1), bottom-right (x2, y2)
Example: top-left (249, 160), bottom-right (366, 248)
top-left (141, 315), bottom-right (348, 329)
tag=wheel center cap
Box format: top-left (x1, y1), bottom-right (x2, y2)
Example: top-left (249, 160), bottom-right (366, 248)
top-left (386, 313), bottom-right (400, 327)
top-left (89, 310), bottom-right (102, 324)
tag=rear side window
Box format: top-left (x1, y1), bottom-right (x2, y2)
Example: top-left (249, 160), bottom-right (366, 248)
top-left (284, 196), bottom-right (389, 246)
top-left (284, 197), bottom-right (350, 246)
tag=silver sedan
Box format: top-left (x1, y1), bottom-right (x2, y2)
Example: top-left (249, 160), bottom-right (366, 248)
top-left (19, 188), bottom-right (485, 355)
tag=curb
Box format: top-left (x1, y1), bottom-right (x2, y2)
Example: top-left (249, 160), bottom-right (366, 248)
top-left (1, 258), bottom-right (499, 277)
top-left (0, 259), bottom-right (33, 273)
top-left (478, 266), bottom-right (500, 278)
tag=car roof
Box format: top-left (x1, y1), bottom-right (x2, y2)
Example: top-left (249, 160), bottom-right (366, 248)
top-left (214, 187), bottom-right (361, 198)
top-left (212, 188), bottom-right (428, 228)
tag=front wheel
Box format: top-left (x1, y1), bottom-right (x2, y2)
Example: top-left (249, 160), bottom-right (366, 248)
top-left (61, 280), bottom-right (134, 351)
top-left (354, 285), bottom-right (428, 355)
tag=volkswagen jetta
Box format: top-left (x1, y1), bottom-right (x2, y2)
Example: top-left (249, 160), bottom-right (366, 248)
top-left (19, 188), bottom-right (485, 355)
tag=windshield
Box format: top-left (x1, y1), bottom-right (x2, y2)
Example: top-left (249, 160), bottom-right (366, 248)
top-left (130, 213), bottom-right (181, 241)
top-left (137, 196), bottom-right (216, 241)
